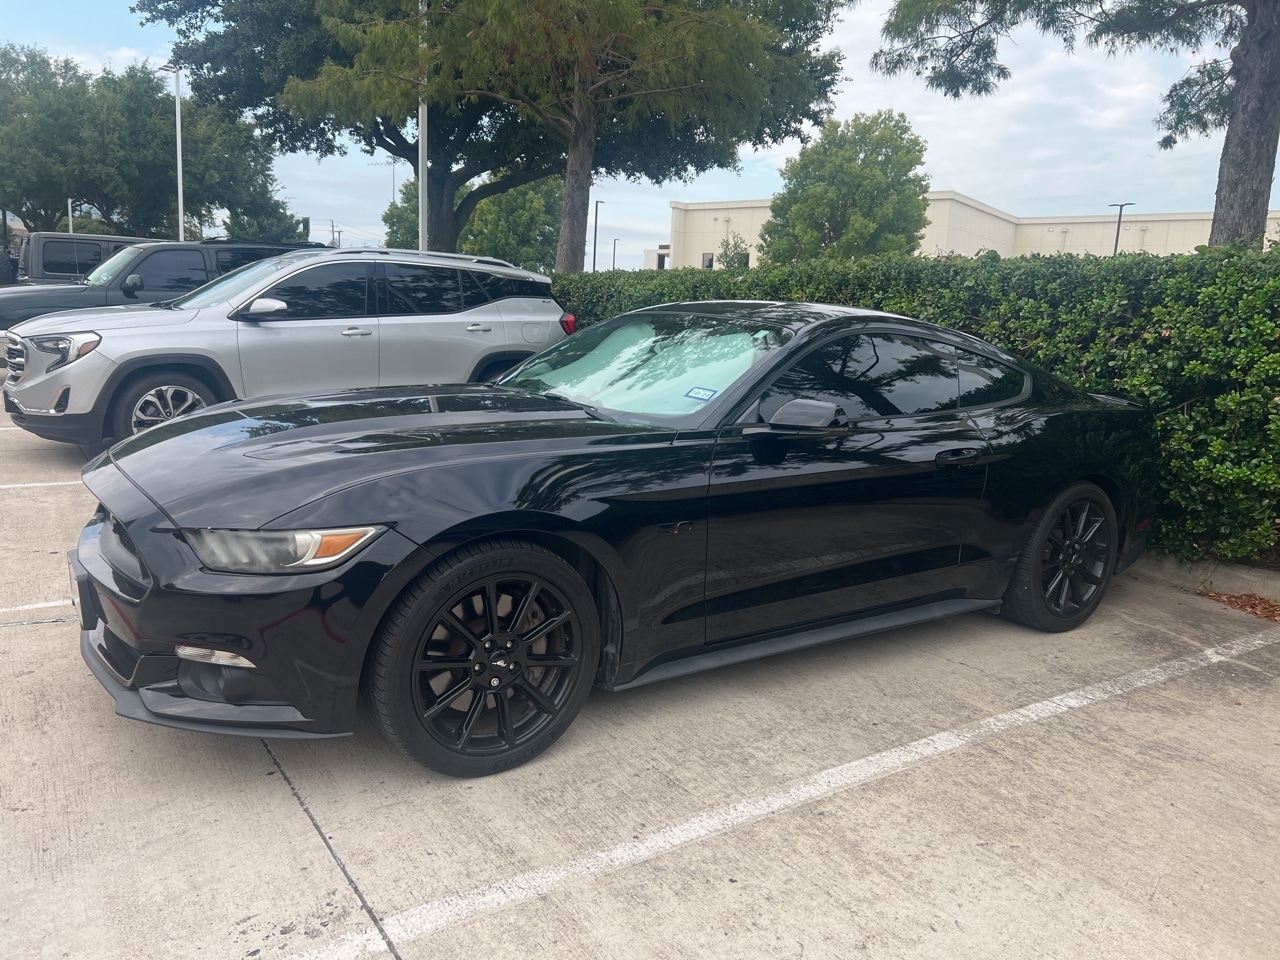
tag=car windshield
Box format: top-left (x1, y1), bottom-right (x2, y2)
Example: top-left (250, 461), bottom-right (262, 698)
top-left (83, 246), bottom-right (145, 286)
top-left (499, 312), bottom-right (793, 423)
top-left (169, 256), bottom-right (297, 309)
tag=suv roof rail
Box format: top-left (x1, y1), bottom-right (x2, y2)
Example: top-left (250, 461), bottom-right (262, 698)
top-left (195, 238), bottom-right (327, 248)
top-left (329, 248), bottom-right (522, 271)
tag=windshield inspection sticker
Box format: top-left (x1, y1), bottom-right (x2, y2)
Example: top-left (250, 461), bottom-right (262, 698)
top-left (685, 387), bottom-right (718, 402)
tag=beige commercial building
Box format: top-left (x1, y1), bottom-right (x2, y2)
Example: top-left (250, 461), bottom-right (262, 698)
top-left (650, 191), bottom-right (1280, 269)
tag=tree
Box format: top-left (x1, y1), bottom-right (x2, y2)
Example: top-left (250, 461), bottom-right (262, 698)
top-left (0, 46), bottom-right (304, 236)
top-left (138, 0), bottom-right (847, 266)
top-left (384, 176), bottom-right (563, 272)
top-left (718, 232), bottom-right (753, 272)
top-left (867, 0), bottom-right (1280, 247)
top-left (460, 177), bottom-right (563, 274)
top-left (382, 177), bottom-right (420, 250)
top-left (758, 112), bottom-right (930, 265)
top-left (433, 0), bottom-right (835, 272)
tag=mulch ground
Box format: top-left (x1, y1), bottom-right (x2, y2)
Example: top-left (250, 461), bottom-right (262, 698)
top-left (1203, 591), bottom-right (1280, 623)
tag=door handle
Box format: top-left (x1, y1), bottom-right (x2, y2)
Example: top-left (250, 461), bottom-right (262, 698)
top-left (341, 327), bottom-right (373, 337)
top-left (935, 447), bottom-right (982, 467)
top-left (466, 323), bottom-right (493, 333)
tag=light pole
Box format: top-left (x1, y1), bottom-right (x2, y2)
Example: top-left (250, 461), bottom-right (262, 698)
top-left (417, 0), bottom-right (429, 251)
top-left (612, 238), bottom-right (619, 270)
top-left (159, 64), bottom-right (185, 241)
top-left (1109, 202), bottom-right (1134, 255)
top-left (592, 200), bottom-right (604, 271)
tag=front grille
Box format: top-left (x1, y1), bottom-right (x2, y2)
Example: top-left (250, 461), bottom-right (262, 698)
top-left (5, 333), bottom-right (26, 384)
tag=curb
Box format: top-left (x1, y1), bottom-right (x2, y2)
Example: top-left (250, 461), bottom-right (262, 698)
top-left (1127, 554), bottom-right (1280, 603)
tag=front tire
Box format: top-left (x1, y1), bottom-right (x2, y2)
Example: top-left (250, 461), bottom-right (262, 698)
top-left (108, 371), bottom-right (213, 440)
top-left (370, 539), bottom-right (600, 777)
top-left (1003, 482), bottom-right (1119, 632)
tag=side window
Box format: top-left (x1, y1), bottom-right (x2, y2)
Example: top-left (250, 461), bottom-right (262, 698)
top-left (42, 240), bottom-right (105, 276)
top-left (382, 264), bottom-right (463, 315)
top-left (216, 247), bottom-right (278, 273)
top-left (133, 250), bottom-right (210, 293)
top-left (759, 333), bottom-right (958, 421)
top-left (473, 272), bottom-right (552, 301)
top-left (460, 270), bottom-right (492, 309)
top-left (956, 348), bottom-right (1026, 408)
top-left (259, 263), bottom-right (369, 319)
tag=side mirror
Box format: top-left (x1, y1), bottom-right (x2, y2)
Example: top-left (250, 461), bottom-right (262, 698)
top-left (121, 274), bottom-right (144, 295)
top-left (240, 297), bottom-right (288, 318)
top-left (743, 398), bottom-right (845, 437)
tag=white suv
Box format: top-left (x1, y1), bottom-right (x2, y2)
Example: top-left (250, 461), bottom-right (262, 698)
top-left (4, 248), bottom-right (573, 446)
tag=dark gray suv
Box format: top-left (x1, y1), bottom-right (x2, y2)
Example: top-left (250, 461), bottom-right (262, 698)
top-left (0, 237), bottom-right (326, 330)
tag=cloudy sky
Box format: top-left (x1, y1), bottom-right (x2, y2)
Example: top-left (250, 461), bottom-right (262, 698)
top-left (8, 1), bottom-right (1264, 268)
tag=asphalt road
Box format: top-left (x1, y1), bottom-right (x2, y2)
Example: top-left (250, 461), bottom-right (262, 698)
top-left (1, 424), bottom-right (1277, 960)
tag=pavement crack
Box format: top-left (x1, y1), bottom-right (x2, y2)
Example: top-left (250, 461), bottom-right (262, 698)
top-left (0, 616), bottom-right (79, 627)
top-left (262, 742), bottom-right (405, 960)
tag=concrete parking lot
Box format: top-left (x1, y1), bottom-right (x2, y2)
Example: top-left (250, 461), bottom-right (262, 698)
top-left (1, 424), bottom-right (1277, 960)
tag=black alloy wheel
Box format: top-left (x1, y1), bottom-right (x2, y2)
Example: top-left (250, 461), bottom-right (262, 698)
top-left (1003, 482), bottom-right (1118, 632)
top-left (370, 540), bottom-right (600, 776)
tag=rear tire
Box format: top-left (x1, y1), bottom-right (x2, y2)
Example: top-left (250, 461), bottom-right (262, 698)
top-left (370, 539), bottom-right (599, 777)
top-left (1002, 482), bottom-right (1118, 632)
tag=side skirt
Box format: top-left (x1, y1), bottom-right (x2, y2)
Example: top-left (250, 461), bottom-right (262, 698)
top-left (602, 597), bottom-right (1002, 692)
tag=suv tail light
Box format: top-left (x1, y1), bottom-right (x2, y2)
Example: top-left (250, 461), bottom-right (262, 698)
top-left (559, 313), bottom-right (577, 335)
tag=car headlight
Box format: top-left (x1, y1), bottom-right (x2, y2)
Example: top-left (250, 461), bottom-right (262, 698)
top-left (183, 526), bottom-right (385, 574)
top-left (28, 332), bottom-right (101, 373)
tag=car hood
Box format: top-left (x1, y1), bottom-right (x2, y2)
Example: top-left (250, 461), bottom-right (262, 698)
top-left (0, 283), bottom-right (104, 324)
top-left (12, 302), bottom-right (200, 335)
top-left (88, 385), bottom-right (671, 528)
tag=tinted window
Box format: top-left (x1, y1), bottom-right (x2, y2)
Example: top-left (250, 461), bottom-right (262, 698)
top-left (956, 348), bottom-right (1026, 408)
top-left (42, 240), bottom-right (105, 276)
top-left (260, 263), bottom-right (369, 319)
top-left (460, 270), bottom-right (491, 309)
top-left (474, 273), bottom-right (552, 301)
top-left (760, 333), bottom-right (959, 421)
top-left (383, 264), bottom-right (463, 315)
top-left (216, 247), bottom-right (284, 273)
top-left (134, 250), bottom-right (209, 293)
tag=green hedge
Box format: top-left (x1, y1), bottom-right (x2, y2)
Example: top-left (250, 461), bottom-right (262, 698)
top-left (553, 249), bottom-right (1280, 562)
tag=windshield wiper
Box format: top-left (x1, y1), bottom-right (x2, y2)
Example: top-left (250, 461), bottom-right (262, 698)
top-left (543, 390), bottom-right (610, 421)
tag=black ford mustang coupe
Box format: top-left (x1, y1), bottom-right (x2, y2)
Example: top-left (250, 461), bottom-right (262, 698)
top-left (71, 302), bottom-right (1158, 776)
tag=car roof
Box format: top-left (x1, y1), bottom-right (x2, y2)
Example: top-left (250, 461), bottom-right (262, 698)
top-left (627, 300), bottom-right (1020, 363)
top-left (320, 248), bottom-right (551, 281)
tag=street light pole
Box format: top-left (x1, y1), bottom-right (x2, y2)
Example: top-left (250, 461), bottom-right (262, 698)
top-left (592, 200), bottom-right (604, 272)
top-left (1109, 202), bottom-right (1134, 255)
top-left (612, 238), bottom-right (619, 270)
top-left (159, 64), bottom-right (185, 241)
top-left (417, 0), bottom-right (429, 251)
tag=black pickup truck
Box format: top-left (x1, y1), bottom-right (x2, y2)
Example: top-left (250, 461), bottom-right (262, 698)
top-left (0, 238), bottom-right (325, 330)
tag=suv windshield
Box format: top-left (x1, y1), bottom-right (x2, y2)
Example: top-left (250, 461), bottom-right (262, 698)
top-left (170, 255), bottom-right (299, 309)
top-left (84, 246), bottom-right (146, 286)
top-left (499, 312), bottom-right (792, 423)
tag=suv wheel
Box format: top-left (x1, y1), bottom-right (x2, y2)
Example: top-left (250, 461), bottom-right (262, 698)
top-left (109, 372), bottom-right (214, 440)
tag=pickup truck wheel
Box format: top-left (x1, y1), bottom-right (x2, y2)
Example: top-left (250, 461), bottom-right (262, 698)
top-left (109, 372), bottom-right (213, 440)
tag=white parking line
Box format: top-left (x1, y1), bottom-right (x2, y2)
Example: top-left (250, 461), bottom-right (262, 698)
top-left (0, 480), bottom-right (84, 490)
top-left (0, 600), bottom-right (71, 613)
top-left (287, 626), bottom-right (1280, 960)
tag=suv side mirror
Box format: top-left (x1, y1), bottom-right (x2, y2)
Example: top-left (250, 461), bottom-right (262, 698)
top-left (121, 274), bottom-right (144, 295)
top-left (241, 297), bottom-right (288, 318)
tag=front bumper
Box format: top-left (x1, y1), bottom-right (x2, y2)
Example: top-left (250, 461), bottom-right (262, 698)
top-left (72, 546), bottom-right (350, 740)
top-left (7, 391), bottom-right (109, 446)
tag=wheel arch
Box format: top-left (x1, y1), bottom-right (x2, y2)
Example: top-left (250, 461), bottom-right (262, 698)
top-left (353, 522), bottom-right (627, 717)
top-left (106, 354), bottom-right (237, 403)
top-left (468, 351), bottom-right (534, 382)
